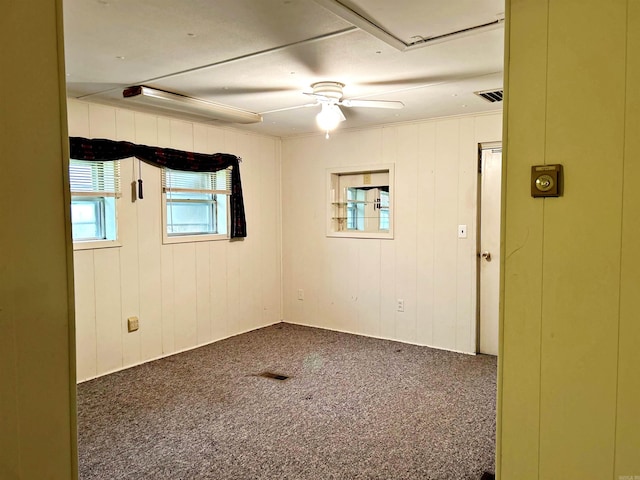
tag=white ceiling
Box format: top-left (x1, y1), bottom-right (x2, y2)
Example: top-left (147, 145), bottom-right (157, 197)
top-left (63, 0), bottom-right (505, 138)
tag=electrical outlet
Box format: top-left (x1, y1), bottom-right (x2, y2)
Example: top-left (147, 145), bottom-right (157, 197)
top-left (297, 289), bottom-right (304, 301)
top-left (397, 299), bottom-right (405, 313)
top-left (127, 316), bottom-right (139, 332)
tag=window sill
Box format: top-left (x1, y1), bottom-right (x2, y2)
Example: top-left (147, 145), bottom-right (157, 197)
top-left (327, 231), bottom-right (394, 240)
top-left (162, 233), bottom-right (229, 245)
top-left (73, 239), bottom-right (122, 251)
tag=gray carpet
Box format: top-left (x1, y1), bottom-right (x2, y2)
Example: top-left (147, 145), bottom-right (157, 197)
top-left (77, 323), bottom-right (496, 479)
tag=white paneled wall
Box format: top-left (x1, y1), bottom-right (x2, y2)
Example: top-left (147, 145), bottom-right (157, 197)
top-left (68, 101), bottom-right (499, 381)
top-left (281, 113), bottom-right (502, 353)
top-left (68, 100), bottom-right (282, 381)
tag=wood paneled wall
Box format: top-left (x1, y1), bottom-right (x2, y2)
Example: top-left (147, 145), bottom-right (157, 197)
top-left (67, 100), bottom-right (282, 382)
top-left (281, 113), bottom-right (502, 353)
top-left (499, 0), bottom-right (640, 478)
top-left (1, 1), bottom-right (77, 477)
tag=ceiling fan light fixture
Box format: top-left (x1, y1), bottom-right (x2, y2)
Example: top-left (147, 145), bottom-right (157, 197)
top-left (316, 103), bottom-right (344, 135)
top-left (122, 85), bottom-right (262, 124)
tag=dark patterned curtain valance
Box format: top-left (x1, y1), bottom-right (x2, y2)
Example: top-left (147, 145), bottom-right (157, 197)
top-left (69, 137), bottom-right (246, 238)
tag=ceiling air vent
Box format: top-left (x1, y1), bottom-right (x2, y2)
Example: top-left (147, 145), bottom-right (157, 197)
top-left (474, 89), bottom-right (503, 103)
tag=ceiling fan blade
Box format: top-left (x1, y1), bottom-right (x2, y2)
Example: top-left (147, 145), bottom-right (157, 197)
top-left (194, 86), bottom-right (295, 96)
top-left (186, 85), bottom-right (306, 99)
top-left (261, 102), bottom-right (318, 115)
top-left (340, 99), bottom-right (405, 109)
top-left (360, 74), bottom-right (457, 88)
top-left (336, 105), bottom-right (346, 122)
top-left (303, 91), bottom-right (324, 98)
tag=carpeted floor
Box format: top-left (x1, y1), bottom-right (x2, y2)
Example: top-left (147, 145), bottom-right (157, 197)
top-left (77, 323), bottom-right (496, 479)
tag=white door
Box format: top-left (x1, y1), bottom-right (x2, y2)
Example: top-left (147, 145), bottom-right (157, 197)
top-left (478, 145), bottom-right (502, 355)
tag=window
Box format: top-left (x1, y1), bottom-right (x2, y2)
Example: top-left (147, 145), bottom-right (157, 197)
top-left (378, 190), bottom-right (390, 230)
top-left (345, 187), bottom-right (390, 233)
top-left (162, 168), bottom-right (231, 242)
top-left (69, 159), bottom-right (120, 244)
top-left (327, 165), bottom-right (394, 239)
top-left (346, 187), bottom-right (366, 231)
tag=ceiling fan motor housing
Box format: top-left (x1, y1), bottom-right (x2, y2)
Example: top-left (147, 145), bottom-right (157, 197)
top-left (311, 81), bottom-right (345, 101)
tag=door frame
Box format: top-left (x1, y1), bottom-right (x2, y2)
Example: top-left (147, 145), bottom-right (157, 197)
top-left (476, 141), bottom-right (503, 354)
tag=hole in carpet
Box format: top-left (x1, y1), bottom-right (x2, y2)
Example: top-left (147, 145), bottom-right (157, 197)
top-left (259, 372), bottom-right (290, 381)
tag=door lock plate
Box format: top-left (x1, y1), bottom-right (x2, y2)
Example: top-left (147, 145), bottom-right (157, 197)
top-left (531, 164), bottom-right (563, 197)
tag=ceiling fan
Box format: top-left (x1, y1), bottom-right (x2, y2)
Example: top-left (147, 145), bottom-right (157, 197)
top-left (309, 81), bottom-right (404, 138)
top-left (270, 81), bottom-right (405, 138)
top-left (305, 81), bottom-right (405, 109)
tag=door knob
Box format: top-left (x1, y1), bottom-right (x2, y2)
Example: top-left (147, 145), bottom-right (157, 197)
top-left (481, 251), bottom-right (492, 261)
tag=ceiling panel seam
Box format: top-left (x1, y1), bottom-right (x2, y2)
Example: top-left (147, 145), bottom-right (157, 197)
top-left (313, 0), bottom-right (504, 51)
top-left (77, 26), bottom-right (358, 100)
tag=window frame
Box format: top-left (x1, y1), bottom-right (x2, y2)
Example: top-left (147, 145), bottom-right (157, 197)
top-left (161, 168), bottom-right (231, 244)
top-left (327, 164), bottom-right (394, 239)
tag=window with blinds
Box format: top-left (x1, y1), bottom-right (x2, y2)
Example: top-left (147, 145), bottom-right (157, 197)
top-left (162, 167), bottom-right (232, 239)
top-left (69, 160), bottom-right (121, 243)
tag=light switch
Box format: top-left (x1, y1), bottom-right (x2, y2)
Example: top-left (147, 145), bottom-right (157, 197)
top-left (458, 225), bottom-right (467, 239)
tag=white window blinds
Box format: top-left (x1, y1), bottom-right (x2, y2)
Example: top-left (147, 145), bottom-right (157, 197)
top-left (162, 167), bottom-right (232, 194)
top-left (69, 159), bottom-right (121, 197)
